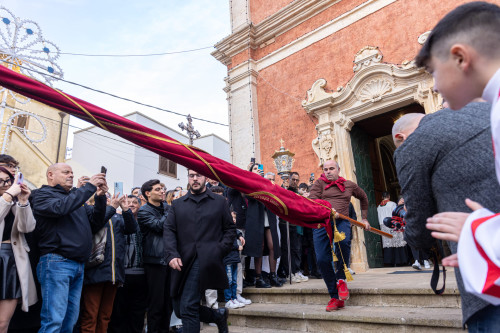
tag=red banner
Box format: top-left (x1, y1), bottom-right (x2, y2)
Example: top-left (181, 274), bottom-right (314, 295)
top-left (0, 65), bottom-right (333, 231)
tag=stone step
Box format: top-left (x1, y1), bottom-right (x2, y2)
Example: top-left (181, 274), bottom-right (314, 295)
top-left (226, 303), bottom-right (463, 332)
top-left (242, 281), bottom-right (461, 308)
top-left (242, 268), bottom-right (460, 308)
top-left (202, 324), bottom-right (303, 332)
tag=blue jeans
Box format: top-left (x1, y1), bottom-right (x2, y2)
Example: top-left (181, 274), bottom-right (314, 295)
top-left (467, 304), bottom-right (500, 332)
top-left (313, 219), bottom-right (351, 299)
top-left (37, 253), bottom-right (84, 333)
top-left (224, 263), bottom-right (238, 302)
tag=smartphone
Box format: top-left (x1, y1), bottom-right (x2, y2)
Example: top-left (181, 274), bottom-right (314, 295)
top-left (250, 157), bottom-right (256, 163)
top-left (258, 164), bottom-right (264, 172)
top-left (17, 172), bottom-right (23, 184)
top-left (114, 182), bottom-right (123, 196)
top-left (100, 166), bottom-right (107, 175)
top-left (310, 173), bottom-right (315, 181)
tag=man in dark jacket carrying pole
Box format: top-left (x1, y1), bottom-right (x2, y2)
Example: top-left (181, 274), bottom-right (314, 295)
top-left (164, 169), bottom-right (236, 333)
top-left (137, 179), bottom-right (172, 333)
top-left (33, 163), bottom-right (108, 332)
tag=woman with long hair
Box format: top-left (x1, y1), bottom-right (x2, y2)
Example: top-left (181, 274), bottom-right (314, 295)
top-left (0, 167), bottom-right (37, 332)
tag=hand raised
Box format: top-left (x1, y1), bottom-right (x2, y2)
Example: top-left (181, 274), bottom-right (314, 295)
top-left (18, 184), bottom-right (31, 205)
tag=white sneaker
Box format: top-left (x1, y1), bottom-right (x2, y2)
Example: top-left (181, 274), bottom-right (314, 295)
top-left (412, 260), bottom-right (422, 270)
top-left (348, 267), bottom-right (356, 275)
top-left (297, 272), bottom-right (309, 282)
top-left (233, 299), bottom-right (245, 308)
top-left (237, 294), bottom-right (252, 305)
top-left (225, 300), bottom-right (239, 309)
top-left (423, 260), bottom-right (431, 269)
top-left (291, 273), bottom-right (301, 283)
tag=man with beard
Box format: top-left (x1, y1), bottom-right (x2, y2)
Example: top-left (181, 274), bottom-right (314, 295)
top-left (309, 160), bottom-right (370, 311)
top-left (164, 169), bottom-right (236, 333)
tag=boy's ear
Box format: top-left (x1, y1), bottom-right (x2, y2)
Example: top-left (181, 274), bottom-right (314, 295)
top-left (450, 44), bottom-right (472, 72)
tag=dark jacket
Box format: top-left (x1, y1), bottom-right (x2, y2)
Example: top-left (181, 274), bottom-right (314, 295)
top-left (244, 196), bottom-right (281, 259)
top-left (223, 229), bottom-right (243, 266)
top-left (84, 208), bottom-right (138, 285)
top-left (227, 188), bottom-right (247, 229)
top-left (33, 183), bottom-right (107, 262)
top-left (393, 102), bottom-right (500, 325)
top-left (137, 202), bottom-right (169, 265)
top-left (164, 189), bottom-right (236, 297)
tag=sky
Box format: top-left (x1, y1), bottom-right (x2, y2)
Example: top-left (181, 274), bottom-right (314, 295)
top-left (0, 0), bottom-right (231, 152)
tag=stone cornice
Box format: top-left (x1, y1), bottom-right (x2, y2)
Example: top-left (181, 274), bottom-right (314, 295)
top-left (212, 0), bottom-right (340, 66)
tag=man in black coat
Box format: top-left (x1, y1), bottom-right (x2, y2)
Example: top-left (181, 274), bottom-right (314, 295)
top-left (393, 102), bottom-right (500, 328)
top-left (164, 169), bottom-right (236, 333)
top-left (137, 179), bottom-right (171, 333)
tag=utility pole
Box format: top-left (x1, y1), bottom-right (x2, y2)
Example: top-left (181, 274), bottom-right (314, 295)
top-left (178, 114), bottom-right (201, 145)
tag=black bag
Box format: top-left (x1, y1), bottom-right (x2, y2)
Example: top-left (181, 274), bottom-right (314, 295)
top-left (86, 226), bottom-right (107, 268)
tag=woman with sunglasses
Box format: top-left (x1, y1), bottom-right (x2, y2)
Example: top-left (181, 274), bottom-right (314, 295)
top-left (0, 167), bottom-right (37, 332)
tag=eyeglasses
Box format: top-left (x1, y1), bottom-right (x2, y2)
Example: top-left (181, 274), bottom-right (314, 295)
top-left (0, 178), bottom-right (12, 186)
top-left (188, 173), bottom-right (202, 179)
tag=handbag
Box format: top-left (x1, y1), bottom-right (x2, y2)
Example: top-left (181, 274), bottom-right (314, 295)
top-left (86, 225), bottom-right (108, 268)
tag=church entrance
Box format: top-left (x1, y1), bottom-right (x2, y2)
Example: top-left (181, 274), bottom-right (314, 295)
top-left (349, 103), bottom-right (425, 268)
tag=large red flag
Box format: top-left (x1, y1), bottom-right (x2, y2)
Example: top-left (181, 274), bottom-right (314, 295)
top-left (0, 65), bottom-right (332, 229)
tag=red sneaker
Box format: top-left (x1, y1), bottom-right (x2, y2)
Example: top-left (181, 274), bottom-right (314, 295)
top-left (326, 298), bottom-right (345, 312)
top-left (337, 279), bottom-right (349, 301)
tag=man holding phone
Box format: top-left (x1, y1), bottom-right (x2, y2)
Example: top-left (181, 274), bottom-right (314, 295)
top-left (33, 163), bottom-right (108, 332)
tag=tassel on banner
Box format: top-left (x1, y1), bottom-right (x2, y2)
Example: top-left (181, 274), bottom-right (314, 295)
top-left (344, 265), bottom-right (354, 282)
top-left (332, 249), bottom-right (338, 262)
top-left (333, 225), bottom-right (346, 243)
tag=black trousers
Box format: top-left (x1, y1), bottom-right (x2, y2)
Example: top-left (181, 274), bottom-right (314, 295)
top-left (108, 273), bottom-right (148, 333)
top-left (278, 222), bottom-right (301, 275)
top-left (173, 258), bottom-right (216, 333)
top-left (144, 264), bottom-right (172, 333)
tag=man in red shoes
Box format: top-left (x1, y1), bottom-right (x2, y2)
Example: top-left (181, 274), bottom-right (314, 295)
top-left (309, 160), bottom-right (370, 311)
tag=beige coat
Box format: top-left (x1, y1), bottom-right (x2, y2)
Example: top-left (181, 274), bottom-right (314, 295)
top-left (0, 197), bottom-right (37, 311)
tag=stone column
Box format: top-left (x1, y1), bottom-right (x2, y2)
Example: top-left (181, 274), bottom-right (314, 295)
top-left (333, 118), bottom-right (369, 273)
top-left (225, 60), bottom-right (261, 168)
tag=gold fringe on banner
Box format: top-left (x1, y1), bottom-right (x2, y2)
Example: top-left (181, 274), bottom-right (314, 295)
top-left (344, 264), bottom-right (354, 282)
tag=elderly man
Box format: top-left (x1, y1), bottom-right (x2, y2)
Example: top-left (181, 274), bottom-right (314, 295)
top-left (33, 163), bottom-right (107, 332)
top-left (164, 169), bottom-right (235, 333)
top-left (309, 161), bottom-right (370, 311)
top-left (392, 102), bottom-right (500, 328)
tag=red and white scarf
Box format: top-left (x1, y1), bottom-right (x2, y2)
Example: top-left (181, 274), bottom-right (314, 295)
top-left (319, 173), bottom-right (346, 192)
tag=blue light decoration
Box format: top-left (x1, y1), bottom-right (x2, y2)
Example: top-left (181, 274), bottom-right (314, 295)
top-left (0, 6), bottom-right (63, 86)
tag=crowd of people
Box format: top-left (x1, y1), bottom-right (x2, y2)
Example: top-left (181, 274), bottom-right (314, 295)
top-left (1, 152), bottom-right (369, 333)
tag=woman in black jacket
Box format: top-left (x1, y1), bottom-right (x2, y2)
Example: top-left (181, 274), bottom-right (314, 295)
top-left (80, 194), bottom-right (137, 333)
top-left (243, 163), bottom-right (282, 288)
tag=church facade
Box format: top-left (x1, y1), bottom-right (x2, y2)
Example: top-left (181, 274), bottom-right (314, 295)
top-left (212, 0), bottom-right (494, 271)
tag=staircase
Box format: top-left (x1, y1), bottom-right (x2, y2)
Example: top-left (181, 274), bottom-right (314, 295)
top-left (208, 267), bottom-right (463, 332)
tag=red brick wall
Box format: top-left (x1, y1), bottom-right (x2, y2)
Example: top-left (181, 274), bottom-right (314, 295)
top-left (250, 0), bottom-right (295, 25)
top-left (237, 0), bottom-right (500, 179)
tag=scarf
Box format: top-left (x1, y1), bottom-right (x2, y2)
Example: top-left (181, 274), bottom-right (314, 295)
top-left (379, 199), bottom-right (390, 206)
top-left (319, 173), bottom-right (346, 192)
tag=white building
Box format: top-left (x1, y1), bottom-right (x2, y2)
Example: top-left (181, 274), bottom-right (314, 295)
top-left (67, 112), bottom-right (229, 194)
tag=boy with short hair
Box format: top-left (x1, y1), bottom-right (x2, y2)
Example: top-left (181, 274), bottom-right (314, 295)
top-left (415, 1), bottom-right (500, 329)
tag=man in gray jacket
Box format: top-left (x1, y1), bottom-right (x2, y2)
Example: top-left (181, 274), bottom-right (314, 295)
top-left (392, 102), bottom-right (500, 328)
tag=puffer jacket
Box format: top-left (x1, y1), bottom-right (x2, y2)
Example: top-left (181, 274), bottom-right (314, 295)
top-left (137, 202), bottom-right (170, 265)
top-left (84, 207), bottom-right (138, 285)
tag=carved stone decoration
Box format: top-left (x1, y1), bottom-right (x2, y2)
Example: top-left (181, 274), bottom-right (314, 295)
top-left (312, 131), bottom-right (336, 166)
top-left (357, 79), bottom-right (393, 102)
top-left (353, 46), bottom-right (383, 72)
top-left (302, 78), bottom-right (337, 106)
top-left (418, 31), bottom-right (432, 45)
